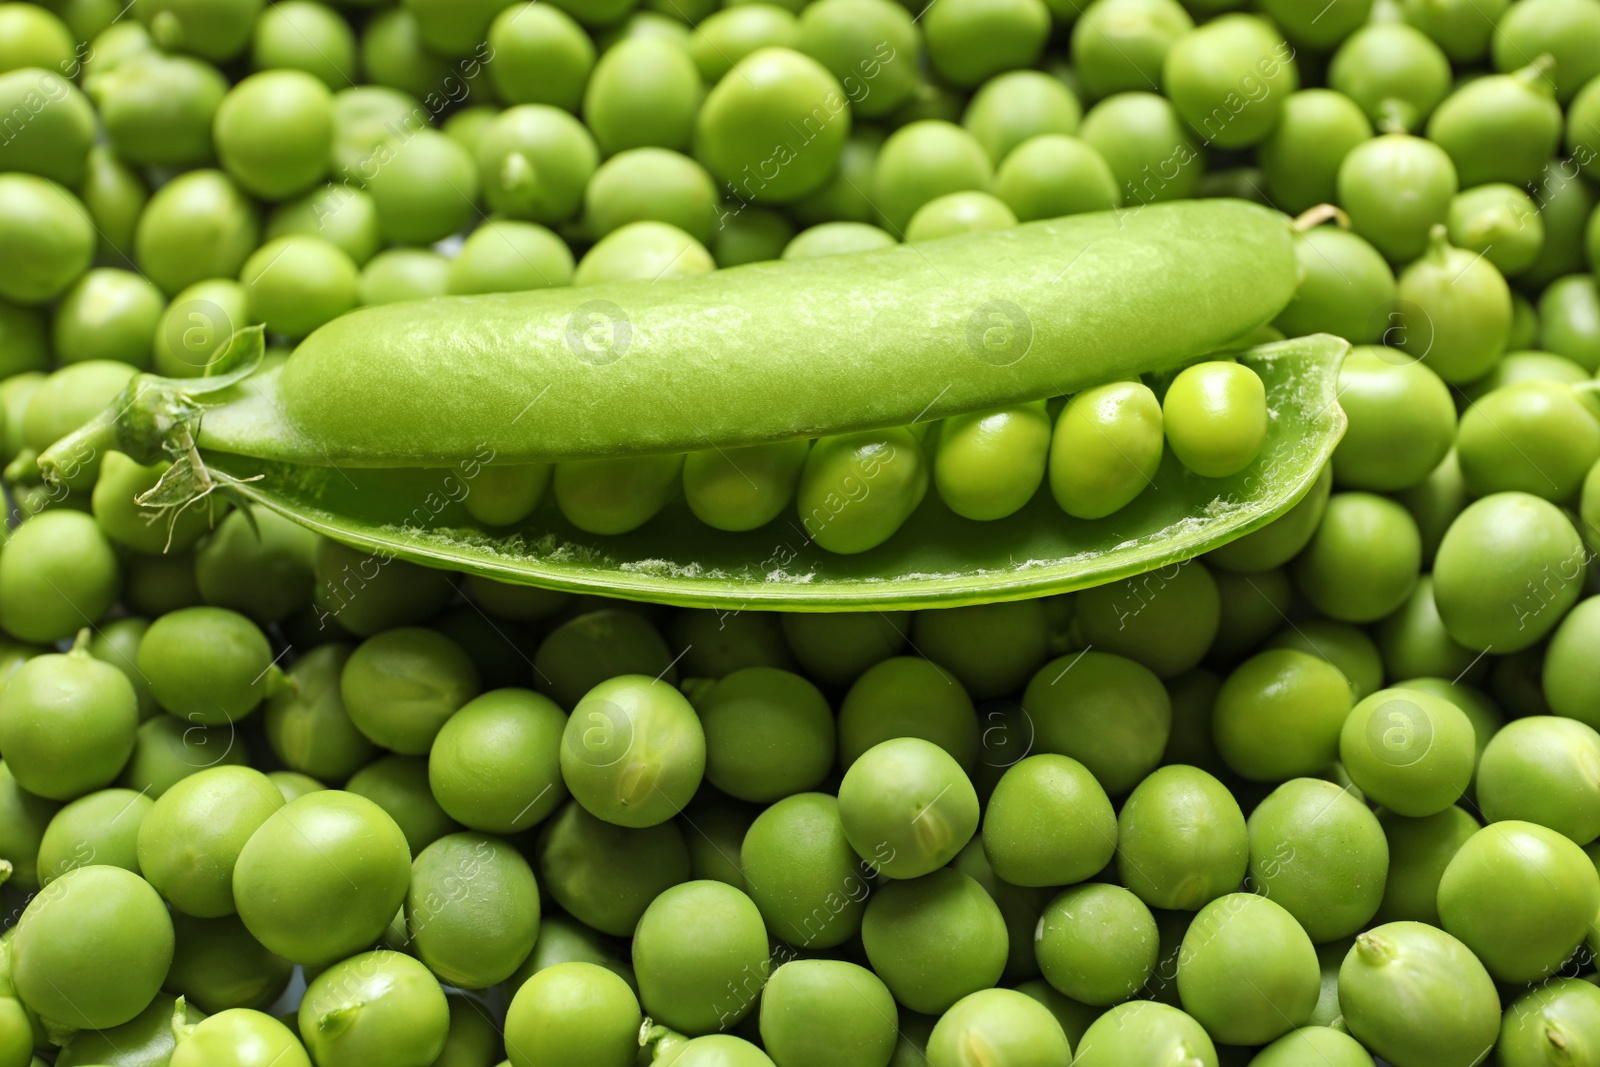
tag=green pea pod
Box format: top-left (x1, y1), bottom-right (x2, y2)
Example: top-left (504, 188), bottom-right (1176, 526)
top-left (38, 202), bottom-right (1347, 609)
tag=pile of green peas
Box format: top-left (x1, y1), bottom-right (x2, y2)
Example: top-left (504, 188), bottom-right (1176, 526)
top-left (4, 0), bottom-right (1600, 1064)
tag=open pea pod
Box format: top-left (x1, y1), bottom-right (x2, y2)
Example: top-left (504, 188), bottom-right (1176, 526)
top-left (39, 200), bottom-right (1348, 609)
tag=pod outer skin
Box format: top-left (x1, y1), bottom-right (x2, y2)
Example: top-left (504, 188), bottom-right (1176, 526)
top-left (206, 199), bottom-right (1297, 466)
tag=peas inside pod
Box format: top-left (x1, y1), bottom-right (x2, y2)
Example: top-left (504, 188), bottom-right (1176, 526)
top-left (4, 0), bottom-right (1600, 1066)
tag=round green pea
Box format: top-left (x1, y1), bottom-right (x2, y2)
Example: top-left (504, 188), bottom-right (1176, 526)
top-left (699, 667), bottom-right (833, 802)
top-left (1438, 820), bottom-right (1600, 983)
top-left (252, 0), bottom-right (357, 89)
top-left (359, 248), bottom-right (451, 306)
top-left (1071, 1001), bottom-right (1216, 1067)
top-left (265, 185), bottom-right (383, 268)
top-left (922, 0), bottom-right (1050, 89)
top-left (780, 610), bottom-right (906, 686)
top-left (783, 221), bottom-right (896, 259)
top-left (171, 1008), bottom-right (310, 1067)
top-left (688, 5), bottom-right (797, 83)
top-left (53, 994), bottom-right (201, 1067)
top-left (241, 235), bottom-right (359, 340)
top-left (447, 220), bottom-right (574, 295)
top-left (1459, 381), bottom-right (1600, 502)
top-left (1073, 561), bottom-right (1219, 679)
top-left (535, 799), bottom-right (689, 936)
top-left (1397, 225), bottom-right (1513, 383)
top-left (138, 765), bottom-right (284, 917)
top-left (1072, 0), bottom-right (1191, 101)
top-left (1163, 15), bottom-right (1295, 148)
top-left (195, 506), bottom-right (318, 625)
top-left (166, 912), bottom-right (293, 1014)
top-left (1544, 596), bottom-right (1600, 731)
top-left (36, 787), bottom-right (153, 886)
top-left (139, 607), bottom-right (277, 727)
top-left (0, 639), bottom-right (137, 801)
top-left (682, 439), bottom-right (809, 532)
top-left (559, 673), bottom-right (704, 828)
top-left (300, 950), bottom-right (449, 1067)
top-left (861, 868), bottom-right (1008, 1015)
top-left (1211, 649), bottom-right (1352, 782)
top-left (233, 790), bottom-right (412, 966)
top-left (1258, 89), bottom-right (1371, 214)
top-left (151, 278), bottom-right (250, 377)
top-left (1448, 183), bottom-right (1544, 277)
top-left (1116, 765), bottom-right (1246, 911)
top-left (137, 0), bottom-right (262, 61)
top-left (1330, 346), bottom-right (1455, 491)
top-left (1374, 805), bottom-right (1479, 926)
top-left (759, 960), bottom-right (898, 1067)
top-left (1162, 361), bottom-right (1267, 478)
top-left (346, 754), bottom-right (462, 857)
top-left (585, 35), bottom-right (700, 155)
top-left (1497, 980), bottom-right (1600, 1067)
top-left (359, 7), bottom-right (452, 101)
top-left (534, 609), bottom-right (676, 709)
top-left (214, 69), bottom-right (333, 200)
top-left (1373, 577), bottom-right (1476, 682)
top-left (363, 129), bottom-right (479, 245)
top-left (905, 191), bottom-right (1017, 241)
top-left (1493, 0), bottom-right (1600, 102)
top-left (1248, 778), bottom-right (1388, 943)
top-left (1036, 883), bottom-right (1157, 1006)
top-left (632, 880), bottom-right (768, 1033)
top-left (740, 792), bottom-right (867, 949)
top-left (1177, 893), bottom-right (1319, 1045)
top-left (135, 170), bottom-right (259, 296)
top-left (1328, 21), bottom-right (1449, 131)
top-left (0, 510), bottom-right (120, 644)
top-left (994, 133), bottom-right (1119, 221)
top-left (1293, 492), bottom-right (1421, 623)
top-left (0, 3), bottom-right (74, 72)
top-left (428, 688), bottom-right (567, 834)
top-left (1337, 134), bottom-right (1456, 263)
top-left (0, 67), bottom-right (95, 186)
top-left (489, 3), bottom-right (593, 110)
top-left (837, 656), bottom-right (978, 771)
top-left (795, 0), bottom-right (919, 118)
top-left (12, 864), bottom-right (174, 1030)
top-left (1078, 90), bottom-right (1201, 204)
top-left (839, 736), bottom-right (978, 878)
top-left (1433, 492), bottom-right (1585, 653)
top-left (1476, 716), bottom-right (1600, 845)
top-left (118, 714), bottom-right (250, 799)
top-left (795, 426), bottom-right (927, 554)
top-left (982, 754), bottom-right (1115, 888)
top-left (408, 833), bottom-right (540, 990)
top-left (505, 962), bottom-right (640, 1067)
top-left (585, 148), bottom-right (717, 243)
top-left (1340, 687), bottom-right (1475, 817)
top-left (1050, 380), bottom-right (1164, 519)
top-left (1274, 229), bottom-right (1394, 347)
top-left (573, 221), bottom-right (712, 285)
top-left (927, 988), bottom-right (1071, 1067)
top-left (1022, 651), bottom-right (1170, 796)
top-left (911, 599), bottom-right (1050, 700)
top-left (87, 51), bottom-right (227, 169)
top-left (0, 174), bottom-right (92, 305)
top-left (872, 120), bottom-right (993, 233)
top-left (1539, 274), bottom-right (1600, 373)
top-left (52, 268), bottom-right (163, 367)
top-left (963, 70), bottom-right (1081, 168)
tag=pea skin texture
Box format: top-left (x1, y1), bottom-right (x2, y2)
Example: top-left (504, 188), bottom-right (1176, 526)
top-left (1162, 361), bottom-right (1268, 477)
top-left (559, 673), bottom-right (705, 828)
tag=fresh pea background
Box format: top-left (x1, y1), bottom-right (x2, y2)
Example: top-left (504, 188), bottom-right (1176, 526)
top-left (5, 1), bottom-right (1600, 1067)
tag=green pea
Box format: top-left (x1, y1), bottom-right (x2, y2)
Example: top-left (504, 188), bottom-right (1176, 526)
top-left (171, 1007), bottom-right (311, 1067)
top-left (359, 7), bottom-right (454, 100)
top-left (1374, 806), bottom-right (1478, 926)
top-left (1249, 1027), bottom-right (1374, 1067)
top-left (329, 85), bottom-right (418, 178)
top-left (1211, 649), bottom-right (1352, 782)
top-left (1161, 361), bottom-right (1267, 478)
top-left (534, 609), bottom-right (675, 708)
top-left (0, 302), bottom-right (46, 379)
top-left (36, 787), bottom-right (152, 886)
top-left (1438, 820), bottom-right (1600, 984)
top-left (0, 68), bottom-right (94, 187)
top-left (1494, 0), bottom-right (1600, 102)
top-left (1072, 0), bottom-right (1191, 101)
top-left (234, 790), bottom-right (412, 966)
top-left (712, 206), bottom-right (793, 266)
top-left (1460, 380), bottom-right (1600, 502)
top-left (1074, 560), bottom-right (1220, 679)
top-left (166, 913), bottom-right (291, 1015)
top-left (509, 912), bottom-right (632, 993)
top-left (300, 949), bottom-right (449, 1067)
top-left (349, 754), bottom-right (460, 857)
top-left (1330, 345), bottom-right (1458, 492)
top-left (135, 170), bottom-right (259, 296)
top-left (1274, 229), bottom-right (1394, 346)
top-left (1023, 650), bottom-right (1169, 795)
top-left (0, 635), bottom-right (137, 803)
top-left (668, 610), bottom-right (793, 679)
top-left (1293, 491), bottom-right (1421, 623)
top-left (92, 452), bottom-right (218, 556)
top-left (506, 962), bottom-right (639, 1067)
top-left (0, 760), bottom-right (55, 891)
top-left (1497, 979), bottom-right (1600, 1067)
top-left (698, 667), bottom-right (833, 802)
top-left (759, 959), bottom-right (898, 1067)
top-left (0, 3), bottom-right (73, 72)
top-left (1177, 893), bottom-right (1319, 1046)
top-left (536, 800), bottom-right (689, 935)
top-left (904, 191), bottom-right (1017, 241)
top-left (911, 600), bottom-right (1050, 700)
top-left (584, 149), bottom-right (717, 244)
top-left (838, 736), bottom-right (978, 878)
top-left (1049, 380), bottom-right (1164, 519)
top-left (1072, 1001), bottom-right (1217, 1066)
top-left (406, 833), bottom-right (540, 991)
top-left (313, 541), bottom-right (454, 637)
top-left (1544, 596), bottom-right (1600, 731)
top-left (960, 76), bottom-right (1076, 174)
top-left (138, 607), bottom-right (278, 728)
top-left (1327, 22), bottom-right (1448, 132)
top-left (1248, 778), bottom-right (1388, 943)
top-left (1337, 133), bottom-right (1456, 264)
top-left (1526, 163), bottom-right (1599, 292)
top-left (425, 689), bottom-right (566, 834)
top-left (1398, 224), bottom-right (1513, 381)
top-left (1445, 183), bottom-right (1544, 278)
top-left (994, 134), bottom-right (1120, 221)
top-left (241, 234), bottom-right (358, 340)
top-left (251, 1), bottom-right (356, 88)
top-left (86, 51), bottom-right (226, 169)
top-left (581, 38), bottom-right (699, 159)
top-left (359, 129), bottom-right (477, 245)
top-left (922, 0), bottom-right (1050, 89)
top-left (795, 0), bottom-right (918, 119)
top-left (53, 994), bottom-right (202, 1067)
top-left (1428, 64), bottom-right (1561, 190)
top-left (740, 793), bottom-right (866, 949)
top-left (680, 439), bottom-right (808, 533)
top-left (1078, 91), bottom-right (1202, 203)
top-left (195, 507), bottom-right (318, 624)
top-left (1538, 274), bottom-right (1600, 373)
top-left (119, 715), bottom-right (249, 799)
top-left (1116, 765), bottom-right (1246, 910)
top-left (1397, 0), bottom-right (1506, 61)
top-left (780, 611), bottom-right (906, 686)
top-left (1340, 687), bottom-right (1475, 817)
top-left (138, 765), bottom-right (284, 918)
top-left (1206, 461), bottom-right (1331, 573)
top-left (1435, 492), bottom-right (1585, 653)
top-left (447, 221), bottom-right (574, 295)
top-left (783, 221), bottom-right (896, 259)
top-left (150, 278), bottom-right (248, 377)
top-left (1256, 90), bottom-right (1370, 214)
top-left (560, 673), bottom-right (704, 828)
top-left (52, 269), bottom-right (163, 368)
top-left (213, 70), bottom-right (333, 201)
top-left (1263, 622), bottom-right (1379, 704)
top-left (482, 5), bottom-right (588, 110)
top-left (265, 186), bottom-right (382, 268)
top-left (861, 868), bottom-right (1007, 1015)
top-left (688, 4), bottom-right (797, 82)
top-left (928, 988), bottom-right (1072, 1067)
top-left (261, 646), bottom-right (366, 780)
top-left (1034, 883), bottom-right (1156, 1006)
top-left (1476, 716), bottom-right (1600, 845)
top-left (631, 880), bottom-right (767, 1034)
top-left (795, 426), bottom-right (928, 554)
top-left (358, 249), bottom-right (450, 306)
top-left (1261, 0), bottom-right (1370, 49)
top-left (1373, 577), bottom-right (1475, 682)
top-left (872, 120), bottom-right (993, 233)
top-left (0, 174), bottom-right (92, 305)
top-left (269, 771), bottom-right (325, 803)
top-left (979, 754), bottom-right (1115, 888)
top-left (136, 0), bottom-right (261, 61)
top-left (1163, 15), bottom-right (1295, 149)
